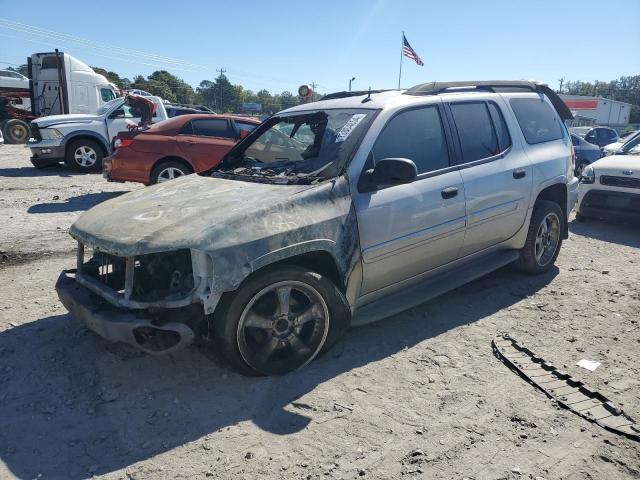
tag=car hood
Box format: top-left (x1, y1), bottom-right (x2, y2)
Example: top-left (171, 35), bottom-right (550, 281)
top-left (70, 175), bottom-right (343, 256)
top-left (591, 154), bottom-right (640, 175)
top-left (603, 141), bottom-right (623, 152)
top-left (35, 113), bottom-right (102, 127)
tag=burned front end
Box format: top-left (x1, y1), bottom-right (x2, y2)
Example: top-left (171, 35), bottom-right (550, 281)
top-left (56, 241), bottom-right (212, 354)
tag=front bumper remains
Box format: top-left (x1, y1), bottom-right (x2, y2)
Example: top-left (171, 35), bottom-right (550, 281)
top-left (29, 140), bottom-right (65, 167)
top-left (578, 189), bottom-right (640, 222)
top-left (56, 269), bottom-right (195, 355)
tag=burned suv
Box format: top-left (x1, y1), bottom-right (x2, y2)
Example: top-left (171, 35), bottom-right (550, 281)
top-left (56, 81), bottom-right (578, 376)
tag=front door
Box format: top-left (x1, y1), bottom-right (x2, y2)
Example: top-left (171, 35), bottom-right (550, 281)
top-left (353, 105), bottom-right (467, 295)
top-left (446, 100), bottom-right (532, 256)
top-left (107, 103), bottom-right (142, 144)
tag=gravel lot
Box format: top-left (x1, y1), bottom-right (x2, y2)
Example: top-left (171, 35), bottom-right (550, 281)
top-left (0, 143), bottom-right (638, 480)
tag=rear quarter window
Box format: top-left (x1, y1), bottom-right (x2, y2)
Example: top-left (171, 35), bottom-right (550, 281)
top-left (509, 98), bottom-right (564, 144)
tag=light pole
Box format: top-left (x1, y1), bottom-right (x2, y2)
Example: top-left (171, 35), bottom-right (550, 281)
top-left (348, 77), bottom-right (355, 92)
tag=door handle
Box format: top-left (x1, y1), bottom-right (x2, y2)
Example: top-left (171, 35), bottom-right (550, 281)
top-left (441, 186), bottom-right (458, 199)
top-left (513, 169), bottom-right (526, 179)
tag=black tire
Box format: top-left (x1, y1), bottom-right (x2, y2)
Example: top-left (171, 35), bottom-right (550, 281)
top-left (64, 139), bottom-right (104, 172)
top-left (2, 119), bottom-right (31, 144)
top-left (212, 265), bottom-right (350, 376)
top-left (575, 212), bottom-right (588, 222)
top-left (515, 200), bottom-right (564, 275)
top-left (150, 160), bottom-right (193, 184)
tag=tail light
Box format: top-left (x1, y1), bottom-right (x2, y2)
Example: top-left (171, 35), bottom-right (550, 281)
top-left (114, 138), bottom-right (134, 149)
top-left (569, 142), bottom-right (576, 176)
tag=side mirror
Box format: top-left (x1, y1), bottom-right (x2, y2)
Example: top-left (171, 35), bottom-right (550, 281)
top-left (362, 158), bottom-right (417, 191)
top-left (239, 129), bottom-right (250, 139)
top-left (110, 109), bottom-right (125, 119)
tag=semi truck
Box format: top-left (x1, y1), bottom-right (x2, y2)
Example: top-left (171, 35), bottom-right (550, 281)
top-left (0, 50), bottom-right (118, 144)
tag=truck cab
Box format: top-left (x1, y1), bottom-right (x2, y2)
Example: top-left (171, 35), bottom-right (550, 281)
top-left (29, 52), bottom-right (118, 117)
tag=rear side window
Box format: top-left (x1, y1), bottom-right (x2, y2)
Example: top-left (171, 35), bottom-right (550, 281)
top-left (450, 102), bottom-right (500, 162)
top-left (236, 121), bottom-right (257, 135)
top-left (192, 119), bottom-right (231, 138)
top-left (509, 98), bottom-right (564, 144)
top-left (372, 106), bottom-right (450, 174)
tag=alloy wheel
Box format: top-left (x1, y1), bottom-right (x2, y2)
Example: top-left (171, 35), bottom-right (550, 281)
top-left (534, 212), bottom-right (560, 267)
top-left (237, 280), bottom-right (329, 375)
top-left (157, 167), bottom-right (186, 183)
top-left (74, 146), bottom-right (98, 167)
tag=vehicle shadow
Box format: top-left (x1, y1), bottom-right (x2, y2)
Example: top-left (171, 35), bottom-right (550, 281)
top-left (0, 265), bottom-right (557, 479)
top-left (569, 218), bottom-right (640, 248)
top-left (0, 165), bottom-right (98, 178)
top-left (27, 192), bottom-right (127, 213)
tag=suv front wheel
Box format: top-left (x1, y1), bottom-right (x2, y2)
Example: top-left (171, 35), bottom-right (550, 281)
top-left (213, 265), bottom-right (350, 376)
top-left (515, 200), bottom-right (564, 275)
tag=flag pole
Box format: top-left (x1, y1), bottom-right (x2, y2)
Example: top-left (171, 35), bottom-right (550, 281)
top-left (398, 31), bottom-right (404, 89)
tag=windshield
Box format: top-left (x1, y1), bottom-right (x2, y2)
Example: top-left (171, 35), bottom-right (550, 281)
top-left (214, 108), bottom-right (374, 184)
top-left (97, 98), bottom-right (123, 116)
top-left (622, 132), bottom-right (640, 152)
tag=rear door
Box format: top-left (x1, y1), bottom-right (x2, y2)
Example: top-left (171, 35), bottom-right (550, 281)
top-left (446, 99), bottom-right (532, 256)
top-left (176, 118), bottom-right (237, 171)
top-left (353, 104), bottom-right (467, 295)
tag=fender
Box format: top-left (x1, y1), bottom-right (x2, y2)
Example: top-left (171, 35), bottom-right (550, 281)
top-left (62, 130), bottom-right (109, 154)
top-left (249, 239), bottom-right (342, 273)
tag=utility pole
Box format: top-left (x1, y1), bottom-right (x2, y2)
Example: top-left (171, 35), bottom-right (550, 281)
top-left (349, 77), bottom-right (355, 92)
top-left (311, 81), bottom-right (316, 102)
top-left (216, 67), bottom-right (226, 112)
top-left (558, 77), bottom-right (564, 94)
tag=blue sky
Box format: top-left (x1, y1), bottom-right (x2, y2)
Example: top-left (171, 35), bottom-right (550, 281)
top-left (1, 0), bottom-right (638, 96)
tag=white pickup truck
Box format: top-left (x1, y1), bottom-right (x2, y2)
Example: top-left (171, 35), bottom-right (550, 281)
top-left (28, 95), bottom-right (167, 172)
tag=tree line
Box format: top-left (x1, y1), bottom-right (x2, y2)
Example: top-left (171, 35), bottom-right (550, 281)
top-left (92, 67), bottom-right (301, 114)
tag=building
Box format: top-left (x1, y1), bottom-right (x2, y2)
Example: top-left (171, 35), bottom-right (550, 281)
top-left (560, 95), bottom-right (631, 127)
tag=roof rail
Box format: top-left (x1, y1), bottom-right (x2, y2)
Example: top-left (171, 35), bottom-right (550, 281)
top-left (404, 80), bottom-right (573, 120)
top-left (321, 89), bottom-right (394, 101)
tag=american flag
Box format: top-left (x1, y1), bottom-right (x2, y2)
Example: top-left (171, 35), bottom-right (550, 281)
top-left (402, 34), bottom-right (424, 66)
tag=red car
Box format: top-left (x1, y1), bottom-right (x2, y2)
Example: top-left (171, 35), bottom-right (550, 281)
top-left (103, 114), bottom-right (260, 185)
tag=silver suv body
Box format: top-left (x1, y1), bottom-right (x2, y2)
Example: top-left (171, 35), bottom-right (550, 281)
top-left (56, 81), bottom-right (579, 375)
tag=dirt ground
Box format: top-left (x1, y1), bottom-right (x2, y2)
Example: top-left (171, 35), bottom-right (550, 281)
top-left (0, 143), bottom-right (638, 480)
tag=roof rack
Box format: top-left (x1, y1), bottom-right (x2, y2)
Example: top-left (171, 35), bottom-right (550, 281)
top-left (404, 80), bottom-right (573, 120)
top-left (321, 89), bottom-right (394, 101)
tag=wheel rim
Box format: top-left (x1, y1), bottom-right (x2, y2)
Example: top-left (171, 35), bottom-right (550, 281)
top-left (534, 212), bottom-right (560, 266)
top-left (157, 167), bottom-right (185, 183)
top-left (237, 280), bottom-right (329, 375)
top-left (10, 124), bottom-right (28, 142)
top-left (74, 146), bottom-right (97, 167)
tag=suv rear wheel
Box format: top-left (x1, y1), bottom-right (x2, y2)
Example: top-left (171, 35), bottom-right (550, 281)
top-left (213, 265), bottom-right (350, 376)
top-left (65, 139), bottom-right (104, 172)
top-left (515, 200), bottom-right (563, 275)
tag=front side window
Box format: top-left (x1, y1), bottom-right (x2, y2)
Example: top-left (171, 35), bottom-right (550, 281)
top-left (372, 106), bottom-right (449, 174)
top-left (216, 108), bottom-right (374, 183)
top-left (192, 119), bottom-right (231, 138)
top-left (510, 98), bottom-right (564, 144)
top-left (101, 88), bottom-right (116, 102)
top-left (450, 102), bottom-right (500, 163)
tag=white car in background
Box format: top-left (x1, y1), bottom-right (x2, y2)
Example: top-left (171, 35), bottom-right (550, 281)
top-left (576, 152), bottom-right (640, 222)
top-left (601, 130), bottom-right (640, 156)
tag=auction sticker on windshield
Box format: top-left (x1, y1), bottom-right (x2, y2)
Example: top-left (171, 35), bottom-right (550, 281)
top-left (335, 113), bottom-right (367, 143)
